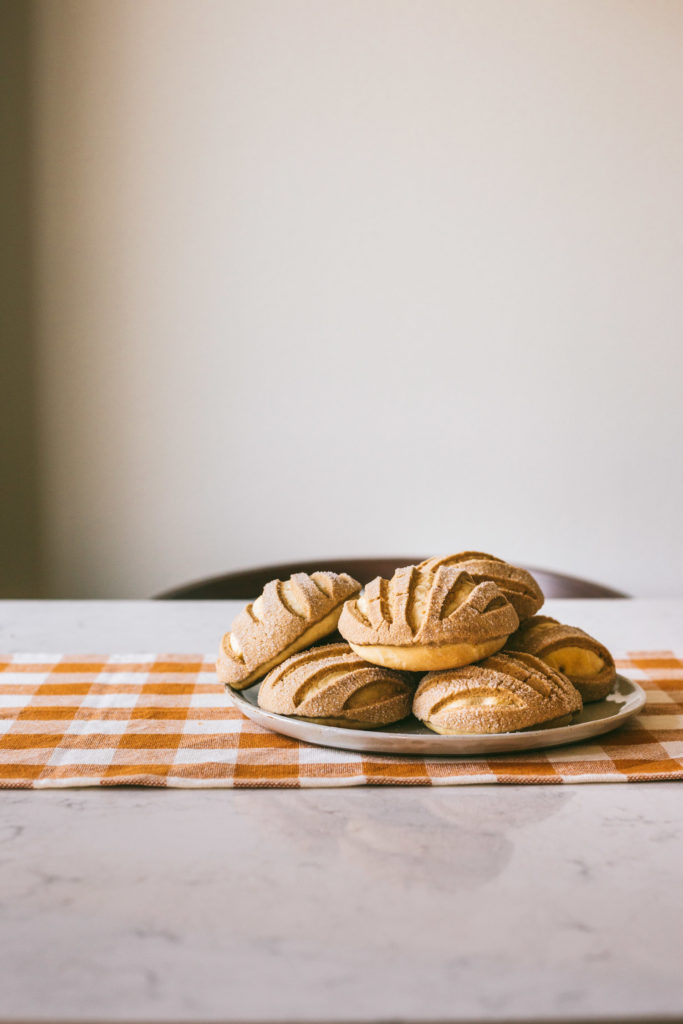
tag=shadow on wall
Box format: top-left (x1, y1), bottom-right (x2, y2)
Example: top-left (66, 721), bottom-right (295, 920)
top-left (1, 1), bottom-right (43, 596)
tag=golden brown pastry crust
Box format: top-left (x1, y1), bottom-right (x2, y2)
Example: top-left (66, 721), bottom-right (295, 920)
top-left (505, 615), bottom-right (616, 702)
top-left (419, 552), bottom-right (544, 621)
top-left (337, 565), bottom-right (519, 671)
top-left (413, 652), bottom-right (583, 734)
top-left (257, 643), bottom-right (416, 728)
top-left (217, 571), bottom-right (361, 689)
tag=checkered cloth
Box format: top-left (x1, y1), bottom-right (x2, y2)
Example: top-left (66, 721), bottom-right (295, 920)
top-left (0, 652), bottom-right (681, 787)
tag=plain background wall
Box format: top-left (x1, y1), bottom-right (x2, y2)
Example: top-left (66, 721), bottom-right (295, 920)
top-left (1, 0), bottom-right (43, 596)
top-left (25, 0), bottom-right (683, 597)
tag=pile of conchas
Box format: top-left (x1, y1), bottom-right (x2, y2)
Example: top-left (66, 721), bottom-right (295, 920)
top-left (216, 553), bottom-right (617, 734)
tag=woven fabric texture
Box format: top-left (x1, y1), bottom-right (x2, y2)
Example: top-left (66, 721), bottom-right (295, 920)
top-left (0, 652), bottom-right (681, 787)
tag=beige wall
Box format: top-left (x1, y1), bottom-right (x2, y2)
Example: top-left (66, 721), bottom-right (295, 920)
top-left (1, 0), bottom-right (43, 597)
top-left (31, 0), bottom-right (683, 597)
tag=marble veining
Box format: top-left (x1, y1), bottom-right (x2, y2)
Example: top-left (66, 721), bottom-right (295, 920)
top-left (0, 787), bottom-right (682, 1022)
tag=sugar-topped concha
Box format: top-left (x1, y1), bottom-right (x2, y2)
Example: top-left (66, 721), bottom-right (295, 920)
top-left (337, 564), bottom-right (519, 671)
top-left (419, 552), bottom-right (544, 621)
top-left (506, 615), bottom-right (616, 702)
top-left (257, 643), bottom-right (416, 728)
top-left (413, 652), bottom-right (583, 734)
top-left (217, 571), bottom-right (361, 689)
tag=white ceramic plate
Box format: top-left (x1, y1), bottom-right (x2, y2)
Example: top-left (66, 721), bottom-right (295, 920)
top-left (227, 674), bottom-right (646, 756)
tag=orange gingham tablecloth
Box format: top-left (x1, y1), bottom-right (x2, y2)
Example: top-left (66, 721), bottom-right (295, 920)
top-left (0, 652), bottom-right (682, 787)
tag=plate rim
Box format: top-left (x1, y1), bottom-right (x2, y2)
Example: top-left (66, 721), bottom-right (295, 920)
top-left (226, 673), bottom-right (647, 757)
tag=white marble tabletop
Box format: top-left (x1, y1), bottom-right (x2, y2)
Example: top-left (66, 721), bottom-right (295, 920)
top-left (0, 599), bottom-right (682, 1024)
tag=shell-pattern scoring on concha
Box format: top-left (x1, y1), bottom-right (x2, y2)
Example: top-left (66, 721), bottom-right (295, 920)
top-left (216, 571), bottom-right (361, 689)
top-left (413, 651), bottom-right (583, 735)
top-left (505, 615), bottom-right (616, 702)
top-left (257, 643), bottom-right (416, 727)
top-left (338, 564), bottom-right (519, 649)
top-left (418, 551), bottom-right (544, 621)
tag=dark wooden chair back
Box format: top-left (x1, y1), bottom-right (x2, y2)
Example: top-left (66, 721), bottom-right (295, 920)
top-left (158, 557), bottom-right (627, 600)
